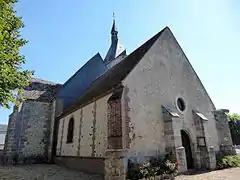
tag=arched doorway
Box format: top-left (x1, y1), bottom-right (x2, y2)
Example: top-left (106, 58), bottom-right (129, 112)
top-left (181, 130), bottom-right (194, 169)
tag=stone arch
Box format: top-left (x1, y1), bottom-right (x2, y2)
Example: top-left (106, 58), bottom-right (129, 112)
top-left (181, 127), bottom-right (194, 142)
top-left (67, 117), bottom-right (74, 143)
top-left (182, 126), bottom-right (198, 155)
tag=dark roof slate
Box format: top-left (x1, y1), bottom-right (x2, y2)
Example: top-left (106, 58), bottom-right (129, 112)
top-left (60, 27), bottom-right (167, 117)
top-left (24, 78), bottom-right (62, 102)
top-left (58, 53), bottom-right (105, 90)
top-left (56, 53), bottom-right (107, 109)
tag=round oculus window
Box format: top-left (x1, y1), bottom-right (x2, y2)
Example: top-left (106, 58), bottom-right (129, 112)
top-left (177, 98), bottom-right (186, 111)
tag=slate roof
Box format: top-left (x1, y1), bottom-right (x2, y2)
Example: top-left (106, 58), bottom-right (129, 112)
top-left (56, 53), bottom-right (107, 109)
top-left (58, 53), bottom-right (105, 91)
top-left (59, 27), bottom-right (167, 118)
top-left (24, 78), bottom-right (62, 102)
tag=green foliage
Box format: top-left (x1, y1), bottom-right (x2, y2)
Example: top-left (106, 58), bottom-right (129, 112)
top-left (217, 154), bottom-right (240, 169)
top-left (228, 113), bottom-right (240, 121)
top-left (0, 0), bottom-right (33, 108)
top-left (127, 154), bottom-right (178, 180)
top-left (228, 113), bottom-right (240, 145)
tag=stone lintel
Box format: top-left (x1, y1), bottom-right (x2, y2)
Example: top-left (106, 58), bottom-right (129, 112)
top-left (193, 110), bottom-right (208, 121)
top-left (162, 105), bottom-right (180, 118)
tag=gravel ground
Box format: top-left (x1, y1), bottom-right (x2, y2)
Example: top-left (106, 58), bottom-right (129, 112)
top-left (175, 167), bottom-right (240, 180)
top-left (0, 165), bottom-right (239, 180)
top-left (0, 164), bottom-right (103, 180)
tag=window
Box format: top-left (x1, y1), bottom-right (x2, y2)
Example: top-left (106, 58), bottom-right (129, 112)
top-left (67, 117), bottom-right (74, 143)
top-left (177, 97), bottom-right (186, 112)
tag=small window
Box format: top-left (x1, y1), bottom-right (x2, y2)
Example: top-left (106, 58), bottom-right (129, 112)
top-left (177, 98), bottom-right (186, 111)
top-left (67, 117), bottom-right (74, 143)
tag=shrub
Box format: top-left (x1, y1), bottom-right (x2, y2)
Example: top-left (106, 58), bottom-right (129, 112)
top-left (217, 154), bottom-right (240, 169)
top-left (127, 154), bottom-right (178, 180)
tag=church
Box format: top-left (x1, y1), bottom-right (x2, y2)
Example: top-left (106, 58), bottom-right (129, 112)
top-left (4, 19), bottom-right (235, 179)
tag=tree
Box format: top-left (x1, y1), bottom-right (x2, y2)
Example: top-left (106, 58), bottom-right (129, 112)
top-left (228, 113), bottom-right (240, 145)
top-left (0, 0), bottom-right (33, 108)
top-left (228, 113), bottom-right (240, 121)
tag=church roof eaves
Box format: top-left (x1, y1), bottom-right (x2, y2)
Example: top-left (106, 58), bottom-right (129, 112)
top-left (57, 27), bottom-right (168, 119)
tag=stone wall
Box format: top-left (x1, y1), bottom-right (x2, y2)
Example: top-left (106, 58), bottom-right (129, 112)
top-left (4, 109), bottom-right (18, 158)
top-left (4, 100), bottom-right (53, 162)
top-left (4, 78), bottom-right (60, 163)
top-left (56, 93), bottom-right (112, 157)
top-left (19, 101), bottom-right (52, 157)
top-left (47, 99), bottom-right (56, 161)
top-left (214, 109), bottom-right (235, 155)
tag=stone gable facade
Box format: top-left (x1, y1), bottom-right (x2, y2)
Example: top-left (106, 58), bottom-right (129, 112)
top-left (121, 28), bottom-right (219, 172)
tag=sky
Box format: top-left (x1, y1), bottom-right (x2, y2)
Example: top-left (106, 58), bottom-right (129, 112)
top-left (0, 0), bottom-right (239, 124)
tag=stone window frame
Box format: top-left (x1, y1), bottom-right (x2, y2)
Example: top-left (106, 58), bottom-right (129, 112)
top-left (175, 96), bottom-right (187, 114)
top-left (66, 116), bottom-right (74, 144)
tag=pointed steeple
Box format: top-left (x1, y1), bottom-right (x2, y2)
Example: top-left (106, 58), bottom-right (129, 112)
top-left (111, 13), bottom-right (118, 41)
top-left (104, 14), bottom-right (126, 66)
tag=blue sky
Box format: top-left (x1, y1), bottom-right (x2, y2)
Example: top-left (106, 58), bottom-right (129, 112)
top-left (0, 0), bottom-right (239, 124)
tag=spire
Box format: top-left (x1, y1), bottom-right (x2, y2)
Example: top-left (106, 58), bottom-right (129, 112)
top-left (111, 13), bottom-right (118, 41)
top-left (104, 13), bottom-right (126, 65)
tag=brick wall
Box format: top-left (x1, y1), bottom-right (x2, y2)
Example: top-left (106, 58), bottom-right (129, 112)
top-left (107, 99), bottom-right (122, 149)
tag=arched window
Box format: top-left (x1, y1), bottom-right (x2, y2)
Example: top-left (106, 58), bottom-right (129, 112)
top-left (67, 117), bottom-right (74, 143)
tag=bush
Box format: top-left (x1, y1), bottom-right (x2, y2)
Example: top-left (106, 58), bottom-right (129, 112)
top-left (217, 155), bottom-right (240, 169)
top-left (127, 154), bottom-right (178, 180)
